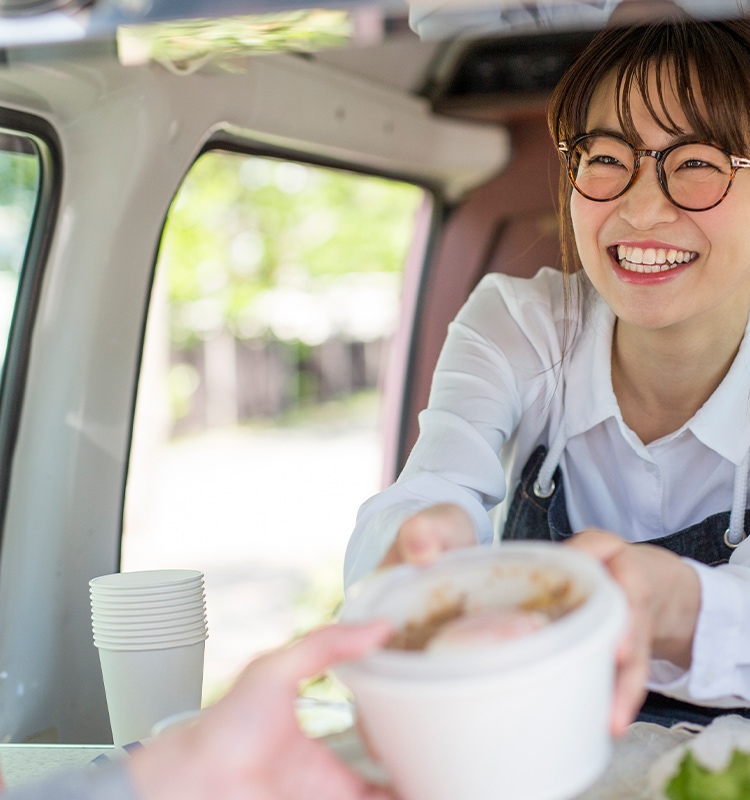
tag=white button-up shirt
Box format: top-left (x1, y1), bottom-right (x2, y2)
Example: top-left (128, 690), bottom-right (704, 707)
top-left (344, 267), bottom-right (750, 707)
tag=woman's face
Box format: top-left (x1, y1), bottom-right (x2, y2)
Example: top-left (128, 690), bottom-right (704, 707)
top-left (571, 67), bottom-right (750, 340)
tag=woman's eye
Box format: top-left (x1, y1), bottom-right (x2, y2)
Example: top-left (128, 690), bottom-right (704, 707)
top-left (584, 154), bottom-right (625, 168)
top-left (679, 159), bottom-right (716, 170)
top-left (592, 155), bottom-right (620, 164)
top-left (579, 153), bottom-right (627, 177)
top-left (669, 147), bottom-right (730, 174)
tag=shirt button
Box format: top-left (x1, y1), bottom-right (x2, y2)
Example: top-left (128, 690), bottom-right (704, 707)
top-left (644, 462), bottom-right (657, 474)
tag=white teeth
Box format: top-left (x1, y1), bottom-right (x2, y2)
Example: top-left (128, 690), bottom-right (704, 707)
top-left (615, 244), bottom-right (697, 273)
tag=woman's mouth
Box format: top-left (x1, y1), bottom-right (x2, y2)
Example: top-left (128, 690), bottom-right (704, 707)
top-left (614, 244), bottom-right (698, 274)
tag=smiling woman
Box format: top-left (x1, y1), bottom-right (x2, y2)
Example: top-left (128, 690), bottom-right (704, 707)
top-left (344, 15), bottom-right (750, 735)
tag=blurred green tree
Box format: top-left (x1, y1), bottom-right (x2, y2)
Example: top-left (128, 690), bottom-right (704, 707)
top-left (160, 151), bottom-right (424, 348)
top-left (0, 147), bottom-right (40, 274)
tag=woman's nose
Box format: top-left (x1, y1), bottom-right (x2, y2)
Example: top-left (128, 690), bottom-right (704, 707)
top-left (616, 157), bottom-right (680, 228)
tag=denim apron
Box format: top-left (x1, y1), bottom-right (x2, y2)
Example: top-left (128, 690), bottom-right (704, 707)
top-left (504, 445), bottom-right (750, 727)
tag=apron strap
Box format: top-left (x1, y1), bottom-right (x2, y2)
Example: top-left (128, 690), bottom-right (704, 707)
top-left (533, 423), bottom-right (567, 499)
top-left (727, 449), bottom-right (750, 547)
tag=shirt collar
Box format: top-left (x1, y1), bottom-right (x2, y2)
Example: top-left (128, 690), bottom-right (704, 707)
top-left (563, 294), bottom-right (620, 440)
top-left (562, 294), bottom-right (750, 465)
top-left (689, 313), bottom-right (750, 465)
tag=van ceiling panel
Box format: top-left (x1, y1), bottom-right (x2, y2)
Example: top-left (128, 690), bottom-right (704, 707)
top-left (409, 0), bottom-right (750, 40)
top-left (429, 30), bottom-right (596, 123)
top-left (222, 52), bottom-right (510, 199)
top-left (1, 0), bottom-right (748, 49)
top-left (312, 37), bottom-right (441, 95)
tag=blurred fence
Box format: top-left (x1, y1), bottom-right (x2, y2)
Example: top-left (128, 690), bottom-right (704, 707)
top-left (170, 333), bottom-right (386, 433)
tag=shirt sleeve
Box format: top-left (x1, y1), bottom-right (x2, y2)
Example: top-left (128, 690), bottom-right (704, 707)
top-left (647, 554), bottom-right (750, 706)
top-left (3, 764), bottom-right (138, 800)
top-left (343, 270), bottom-right (564, 589)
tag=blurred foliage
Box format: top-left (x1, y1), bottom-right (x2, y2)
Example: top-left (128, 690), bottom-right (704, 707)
top-left (118, 10), bottom-right (352, 70)
top-left (160, 151), bottom-right (424, 347)
top-left (0, 145), bottom-right (40, 367)
top-left (0, 148), bottom-right (39, 274)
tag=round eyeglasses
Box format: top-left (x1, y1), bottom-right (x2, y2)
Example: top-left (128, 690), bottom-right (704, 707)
top-left (559, 133), bottom-right (750, 212)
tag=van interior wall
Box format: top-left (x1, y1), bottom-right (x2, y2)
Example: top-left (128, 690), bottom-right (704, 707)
top-left (396, 113), bottom-right (560, 470)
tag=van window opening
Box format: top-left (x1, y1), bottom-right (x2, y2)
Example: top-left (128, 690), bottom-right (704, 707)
top-left (122, 149), bottom-right (425, 730)
top-left (0, 132), bottom-right (40, 369)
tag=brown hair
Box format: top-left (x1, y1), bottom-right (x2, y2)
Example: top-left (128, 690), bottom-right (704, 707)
top-left (548, 18), bottom-right (750, 281)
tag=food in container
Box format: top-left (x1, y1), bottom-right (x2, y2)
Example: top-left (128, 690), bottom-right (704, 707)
top-left (335, 542), bottom-right (628, 800)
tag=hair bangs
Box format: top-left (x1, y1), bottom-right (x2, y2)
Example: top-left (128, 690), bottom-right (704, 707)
top-left (614, 42), bottom-right (693, 143)
top-left (613, 24), bottom-right (750, 153)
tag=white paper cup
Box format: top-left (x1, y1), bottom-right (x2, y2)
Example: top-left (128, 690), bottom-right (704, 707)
top-left (92, 606), bottom-right (207, 622)
top-left (90, 569), bottom-right (203, 592)
top-left (90, 587), bottom-right (204, 604)
top-left (92, 614), bottom-right (207, 632)
top-left (91, 600), bottom-right (207, 617)
top-left (336, 543), bottom-right (627, 800)
top-left (91, 594), bottom-right (206, 608)
top-left (97, 638), bottom-right (206, 745)
top-left (91, 590), bottom-right (205, 617)
top-left (91, 588), bottom-right (204, 604)
top-left (94, 630), bottom-right (209, 650)
top-left (93, 622), bottom-right (208, 644)
top-left (92, 626), bottom-right (208, 645)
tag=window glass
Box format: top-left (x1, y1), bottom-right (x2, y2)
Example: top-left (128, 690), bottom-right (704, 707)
top-left (0, 132), bottom-right (40, 365)
top-left (123, 150), bottom-right (425, 727)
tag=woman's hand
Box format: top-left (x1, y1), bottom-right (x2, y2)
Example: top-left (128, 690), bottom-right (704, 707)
top-left (566, 530), bottom-right (701, 736)
top-left (379, 503), bottom-right (477, 569)
top-left (129, 622), bottom-right (396, 800)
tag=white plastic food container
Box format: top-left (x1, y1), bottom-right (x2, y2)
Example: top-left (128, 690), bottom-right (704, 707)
top-left (336, 542), bottom-right (628, 800)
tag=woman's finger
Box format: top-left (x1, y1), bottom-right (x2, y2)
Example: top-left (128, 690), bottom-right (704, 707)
top-left (381, 504), bottom-right (476, 568)
top-left (566, 530), bottom-right (652, 733)
top-left (610, 621), bottom-right (650, 735)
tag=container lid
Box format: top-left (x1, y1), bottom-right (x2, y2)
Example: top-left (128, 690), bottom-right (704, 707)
top-left (339, 543), bottom-right (627, 681)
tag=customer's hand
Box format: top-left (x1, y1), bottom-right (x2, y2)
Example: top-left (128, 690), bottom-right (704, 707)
top-left (129, 621), bottom-right (396, 800)
top-left (379, 503), bottom-right (477, 569)
top-left (566, 530), bottom-right (701, 736)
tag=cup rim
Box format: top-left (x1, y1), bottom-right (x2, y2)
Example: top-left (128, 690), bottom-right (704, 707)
top-left (92, 617), bottom-right (207, 633)
top-left (91, 603), bottom-right (206, 616)
top-left (90, 570), bottom-right (203, 590)
top-left (92, 611), bottom-right (207, 625)
top-left (94, 633), bottom-right (208, 651)
top-left (90, 595), bottom-right (205, 608)
top-left (93, 630), bottom-right (208, 645)
top-left (93, 624), bottom-right (208, 640)
top-left (90, 583), bottom-right (204, 598)
top-left (91, 604), bottom-right (206, 616)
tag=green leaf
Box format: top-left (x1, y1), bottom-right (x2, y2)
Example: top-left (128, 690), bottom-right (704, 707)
top-left (665, 749), bottom-right (750, 800)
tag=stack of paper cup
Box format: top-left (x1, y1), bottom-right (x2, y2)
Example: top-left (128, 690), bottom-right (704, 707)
top-left (90, 569), bottom-right (208, 746)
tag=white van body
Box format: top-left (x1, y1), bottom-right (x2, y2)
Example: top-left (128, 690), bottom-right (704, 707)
top-left (0, 0), bottom-right (735, 743)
